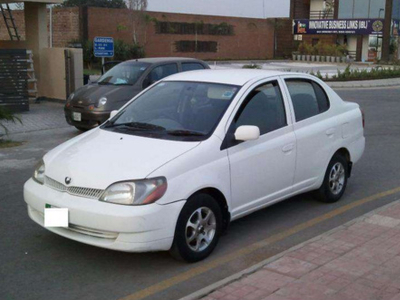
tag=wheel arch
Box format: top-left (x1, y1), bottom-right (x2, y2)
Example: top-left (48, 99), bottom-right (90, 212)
top-left (189, 188), bottom-right (231, 232)
top-left (333, 147), bottom-right (353, 177)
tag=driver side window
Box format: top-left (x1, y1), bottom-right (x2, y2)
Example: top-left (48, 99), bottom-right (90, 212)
top-left (234, 81), bottom-right (287, 136)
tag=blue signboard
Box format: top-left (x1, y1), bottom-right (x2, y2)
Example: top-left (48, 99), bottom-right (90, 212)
top-left (293, 19), bottom-right (384, 35)
top-left (94, 37), bottom-right (114, 58)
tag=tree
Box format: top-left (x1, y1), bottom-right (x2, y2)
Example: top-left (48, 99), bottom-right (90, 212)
top-left (127, 0), bottom-right (148, 45)
top-left (61, 0), bottom-right (126, 8)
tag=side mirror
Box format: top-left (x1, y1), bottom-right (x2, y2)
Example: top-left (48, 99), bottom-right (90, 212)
top-left (110, 110), bottom-right (118, 119)
top-left (234, 126), bottom-right (260, 141)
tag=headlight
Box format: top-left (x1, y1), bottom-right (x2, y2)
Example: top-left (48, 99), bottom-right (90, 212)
top-left (100, 177), bottom-right (167, 206)
top-left (97, 97), bottom-right (107, 108)
top-left (33, 159), bottom-right (45, 185)
top-left (68, 93), bottom-right (75, 101)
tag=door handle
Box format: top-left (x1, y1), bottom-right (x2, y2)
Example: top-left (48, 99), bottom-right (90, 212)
top-left (326, 128), bottom-right (336, 136)
top-left (282, 143), bottom-right (294, 153)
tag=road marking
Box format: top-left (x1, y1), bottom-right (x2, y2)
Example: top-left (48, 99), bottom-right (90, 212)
top-left (120, 187), bottom-right (400, 300)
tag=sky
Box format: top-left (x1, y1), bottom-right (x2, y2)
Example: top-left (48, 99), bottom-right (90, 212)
top-left (147, 0), bottom-right (290, 19)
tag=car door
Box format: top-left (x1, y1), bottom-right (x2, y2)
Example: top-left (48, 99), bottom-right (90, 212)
top-left (225, 79), bottom-right (296, 218)
top-left (282, 77), bottom-right (337, 191)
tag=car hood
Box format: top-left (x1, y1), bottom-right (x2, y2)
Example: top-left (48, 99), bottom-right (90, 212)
top-left (44, 129), bottom-right (200, 189)
top-left (71, 84), bottom-right (139, 106)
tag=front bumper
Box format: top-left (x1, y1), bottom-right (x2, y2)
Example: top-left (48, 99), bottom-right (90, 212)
top-left (64, 107), bottom-right (110, 129)
top-left (24, 179), bottom-right (185, 252)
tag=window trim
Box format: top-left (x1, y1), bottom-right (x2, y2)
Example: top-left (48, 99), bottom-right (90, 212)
top-left (221, 79), bottom-right (289, 150)
top-left (283, 78), bottom-right (331, 123)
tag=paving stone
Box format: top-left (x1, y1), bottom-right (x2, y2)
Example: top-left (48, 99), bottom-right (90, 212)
top-left (264, 257), bottom-right (318, 278)
top-left (1, 102), bottom-right (69, 136)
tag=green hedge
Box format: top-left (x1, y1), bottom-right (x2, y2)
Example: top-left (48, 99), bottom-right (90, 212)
top-left (69, 39), bottom-right (145, 69)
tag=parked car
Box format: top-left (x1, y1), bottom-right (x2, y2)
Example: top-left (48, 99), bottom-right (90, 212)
top-left (64, 57), bottom-right (210, 131)
top-left (25, 70), bottom-right (365, 262)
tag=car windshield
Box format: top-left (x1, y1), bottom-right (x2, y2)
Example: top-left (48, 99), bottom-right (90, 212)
top-left (103, 81), bottom-right (240, 141)
top-left (98, 62), bottom-right (150, 85)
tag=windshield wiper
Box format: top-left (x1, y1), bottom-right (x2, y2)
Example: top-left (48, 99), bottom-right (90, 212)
top-left (166, 130), bottom-right (206, 137)
top-left (106, 122), bottom-right (165, 131)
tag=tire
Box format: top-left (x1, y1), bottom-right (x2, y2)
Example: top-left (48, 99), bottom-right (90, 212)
top-left (314, 154), bottom-right (349, 203)
top-left (170, 194), bottom-right (222, 263)
top-left (75, 126), bottom-right (89, 132)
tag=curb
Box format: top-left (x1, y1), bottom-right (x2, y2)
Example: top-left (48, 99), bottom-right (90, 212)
top-left (327, 79), bottom-right (400, 89)
top-left (179, 200), bottom-right (400, 300)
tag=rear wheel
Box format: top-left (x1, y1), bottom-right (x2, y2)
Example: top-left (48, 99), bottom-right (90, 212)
top-left (170, 194), bottom-right (222, 263)
top-left (314, 154), bottom-right (348, 203)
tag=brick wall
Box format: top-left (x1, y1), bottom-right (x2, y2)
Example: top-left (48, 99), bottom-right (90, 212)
top-left (1, 7), bottom-right (274, 60)
top-left (0, 7), bottom-right (80, 47)
top-left (0, 10), bottom-right (25, 40)
top-left (50, 7), bottom-right (80, 47)
top-left (87, 7), bottom-right (274, 60)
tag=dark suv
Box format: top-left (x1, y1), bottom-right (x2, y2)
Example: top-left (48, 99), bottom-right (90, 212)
top-left (64, 57), bottom-right (210, 131)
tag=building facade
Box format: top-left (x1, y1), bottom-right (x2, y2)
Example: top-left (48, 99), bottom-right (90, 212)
top-left (288, 0), bottom-right (400, 61)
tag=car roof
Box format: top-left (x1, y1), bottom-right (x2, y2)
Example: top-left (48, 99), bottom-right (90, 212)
top-left (126, 57), bottom-right (204, 64)
top-left (163, 69), bottom-right (294, 86)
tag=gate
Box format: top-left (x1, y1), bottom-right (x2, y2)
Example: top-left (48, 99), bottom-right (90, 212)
top-left (0, 49), bottom-right (29, 112)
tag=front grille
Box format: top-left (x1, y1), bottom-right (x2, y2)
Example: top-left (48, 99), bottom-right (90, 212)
top-left (45, 176), bottom-right (104, 200)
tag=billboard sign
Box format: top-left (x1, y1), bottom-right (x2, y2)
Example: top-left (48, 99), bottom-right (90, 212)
top-left (94, 37), bottom-right (114, 58)
top-left (293, 19), bottom-right (384, 35)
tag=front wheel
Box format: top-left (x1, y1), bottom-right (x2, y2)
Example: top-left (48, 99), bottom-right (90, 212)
top-left (170, 194), bottom-right (222, 263)
top-left (314, 154), bottom-right (348, 203)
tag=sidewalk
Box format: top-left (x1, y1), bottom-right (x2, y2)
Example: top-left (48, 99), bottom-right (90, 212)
top-left (0, 101), bottom-right (68, 136)
top-left (185, 201), bottom-right (400, 300)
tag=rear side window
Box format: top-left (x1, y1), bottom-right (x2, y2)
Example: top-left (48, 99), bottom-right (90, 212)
top-left (285, 79), bottom-right (330, 122)
top-left (182, 62), bottom-right (206, 72)
top-left (148, 63), bottom-right (178, 82)
top-left (235, 81), bottom-right (287, 135)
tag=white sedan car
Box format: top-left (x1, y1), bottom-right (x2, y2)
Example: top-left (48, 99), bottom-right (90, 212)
top-left (24, 70), bottom-right (365, 262)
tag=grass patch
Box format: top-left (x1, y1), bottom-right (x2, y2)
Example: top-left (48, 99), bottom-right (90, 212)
top-left (0, 139), bottom-right (24, 149)
top-left (84, 68), bottom-right (101, 76)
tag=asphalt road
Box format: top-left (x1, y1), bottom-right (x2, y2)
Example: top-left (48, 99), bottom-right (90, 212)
top-left (1, 86), bottom-right (400, 300)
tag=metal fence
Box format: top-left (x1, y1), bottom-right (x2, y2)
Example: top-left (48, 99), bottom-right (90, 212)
top-left (0, 49), bottom-right (29, 112)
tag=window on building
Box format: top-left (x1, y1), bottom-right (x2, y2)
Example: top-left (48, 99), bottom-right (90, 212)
top-left (338, 0), bottom-right (387, 19)
top-left (369, 0), bottom-right (386, 18)
top-left (175, 41), bottom-right (218, 53)
top-left (354, 0), bottom-right (370, 18)
top-left (285, 79), bottom-right (330, 122)
top-left (338, 0), bottom-right (354, 18)
top-left (156, 22), bottom-right (234, 36)
top-left (234, 81), bottom-right (287, 135)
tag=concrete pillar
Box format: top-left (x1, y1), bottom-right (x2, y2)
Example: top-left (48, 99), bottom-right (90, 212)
top-left (381, 0), bottom-right (393, 62)
top-left (24, 2), bottom-right (48, 94)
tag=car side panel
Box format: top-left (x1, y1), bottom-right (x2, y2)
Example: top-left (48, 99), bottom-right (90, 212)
top-left (147, 135), bottom-right (232, 208)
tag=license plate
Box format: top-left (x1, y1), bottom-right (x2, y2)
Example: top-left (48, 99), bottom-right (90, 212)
top-left (44, 207), bottom-right (69, 227)
top-left (72, 112), bottom-right (81, 122)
